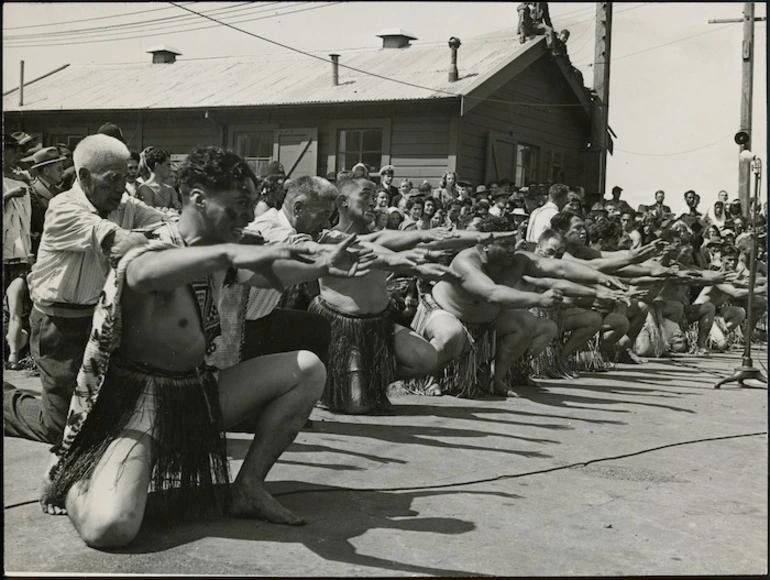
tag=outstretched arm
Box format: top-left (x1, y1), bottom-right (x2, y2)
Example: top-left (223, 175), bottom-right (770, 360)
top-left (519, 251), bottom-right (626, 289)
top-left (126, 243), bottom-right (314, 293)
top-left (453, 254), bottom-right (563, 309)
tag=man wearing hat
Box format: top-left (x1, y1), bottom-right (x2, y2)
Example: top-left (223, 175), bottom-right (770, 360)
top-left (377, 165), bottom-right (398, 204)
top-left (23, 147), bottom-right (67, 256)
top-left (263, 160), bottom-right (287, 179)
top-left (489, 189), bottom-right (508, 217)
top-left (609, 185), bottom-right (633, 216)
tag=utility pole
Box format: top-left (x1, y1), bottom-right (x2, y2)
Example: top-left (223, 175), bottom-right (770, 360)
top-left (709, 4), bottom-right (766, 216)
top-left (587, 2), bottom-right (613, 200)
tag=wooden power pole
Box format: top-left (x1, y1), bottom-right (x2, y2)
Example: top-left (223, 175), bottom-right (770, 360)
top-left (709, 4), bottom-right (766, 216)
top-left (588, 2), bottom-right (613, 199)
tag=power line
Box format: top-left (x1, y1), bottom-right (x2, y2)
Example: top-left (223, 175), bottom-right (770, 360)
top-left (614, 134), bottom-right (734, 157)
top-left (577, 22), bottom-right (738, 68)
top-left (3, 3), bottom-right (339, 48)
top-left (4, 2), bottom-right (270, 41)
top-left (4, 1), bottom-right (195, 30)
top-left (163, 1), bottom-right (587, 109)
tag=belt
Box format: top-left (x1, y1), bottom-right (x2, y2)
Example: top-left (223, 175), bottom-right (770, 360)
top-left (34, 302), bottom-right (97, 318)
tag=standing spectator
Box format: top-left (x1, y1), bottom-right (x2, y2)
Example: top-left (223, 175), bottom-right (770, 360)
top-left (436, 171), bottom-right (460, 206)
top-left (619, 210), bottom-right (643, 250)
top-left (377, 165), bottom-right (398, 204)
top-left (649, 189), bottom-right (671, 220)
top-left (705, 199), bottom-right (727, 230)
top-left (125, 151), bottom-right (141, 197)
top-left (489, 190), bottom-right (507, 217)
top-left (717, 190), bottom-right (729, 205)
top-left (56, 144), bottom-right (77, 192)
top-left (3, 134), bottom-right (166, 446)
top-left (136, 147), bottom-right (180, 210)
top-left (3, 134), bottom-right (34, 370)
top-left (24, 147), bottom-right (66, 256)
top-left (608, 185), bottom-right (633, 215)
top-left (526, 183), bottom-right (569, 244)
top-left (679, 190), bottom-right (704, 229)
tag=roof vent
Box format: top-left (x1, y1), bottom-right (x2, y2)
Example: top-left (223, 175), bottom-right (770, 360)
top-left (146, 45), bottom-right (181, 64)
top-left (376, 28), bottom-right (417, 49)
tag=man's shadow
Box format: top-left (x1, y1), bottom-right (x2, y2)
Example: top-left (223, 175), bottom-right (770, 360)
top-left (120, 482), bottom-right (516, 577)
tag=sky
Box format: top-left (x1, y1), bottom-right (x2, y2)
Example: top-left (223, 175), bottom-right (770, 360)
top-left (3, 2), bottom-right (767, 215)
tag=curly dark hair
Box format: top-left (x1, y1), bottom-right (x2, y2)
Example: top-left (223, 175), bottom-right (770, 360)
top-left (587, 217), bottom-right (622, 245)
top-left (550, 210), bottom-right (580, 234)
top-left (475, 215), bottom-right (511, 233)
top-left (142, 146), bottom-right (171, 171)
top-left (177, 146), bottom-right (258, 199)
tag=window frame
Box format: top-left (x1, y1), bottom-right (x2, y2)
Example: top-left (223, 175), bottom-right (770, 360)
top-left (327, 118), bottom-right (391, 174)
top-left (229, 123), bottom-right (278, 176)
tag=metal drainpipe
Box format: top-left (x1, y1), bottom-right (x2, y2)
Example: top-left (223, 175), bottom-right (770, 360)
top-left (19, 60), bottom-right (24, 106)
top-left (448, 37), bottom-right (461, 82)
top-left (330, 54), bottom-right (340, 86)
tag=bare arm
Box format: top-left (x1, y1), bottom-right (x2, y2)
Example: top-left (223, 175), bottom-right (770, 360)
top-left (519, 251), bottom-right (626, 289)
top-left (454, 253), bottom-right (562, 309)
top-left (126, 243), bottom-right (313, 293)
top-left (521, 275), bottom-right (599, 298)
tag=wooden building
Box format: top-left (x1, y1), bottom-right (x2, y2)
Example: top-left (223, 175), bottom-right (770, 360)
top-left (3, 29), bottom-right (600, 190)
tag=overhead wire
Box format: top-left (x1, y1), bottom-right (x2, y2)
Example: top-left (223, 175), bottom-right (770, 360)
top-left (614, 134), bottom-right (735, 157)
top-left (157, 1), bottom-right (586, 109)
top-left (4, 2), bottom-right (261, 40)
top-left (3, 3), bottom-right (340, 48)
top-left (4, 1), bottom-right (195, 30)
top-left (577, 22), bottom-right (739, 68)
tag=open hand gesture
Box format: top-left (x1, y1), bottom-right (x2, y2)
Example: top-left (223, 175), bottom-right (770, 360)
top-left (323, 234), bottom-right (377, 278)
top-left (539, 288), bottom-right (564, 308)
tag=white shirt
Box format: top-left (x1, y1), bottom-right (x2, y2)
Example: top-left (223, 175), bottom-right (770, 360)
top-left (207, 207), bottom-right (311, 369)
top-left (27, 183), bottom-right (165, 309)
top-left (526, 200), bottom-right (559, 243)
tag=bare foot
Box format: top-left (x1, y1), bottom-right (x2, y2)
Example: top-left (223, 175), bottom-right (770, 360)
top-left (424, 377), bottom-right (443, 396)
top-left (493, 383), bottom-right (521, 398)
top-left (40, 455), bottom-right (67, 516)
top-left (227, 483), bottom-right (305, 526)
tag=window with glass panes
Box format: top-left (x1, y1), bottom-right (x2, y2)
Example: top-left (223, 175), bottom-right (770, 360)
top-left (232, 131), bottom-right (274, 176)
top-left (514, 143), bottom-right (540, 187)
top-left (337, 128), bottom-right (383, 171)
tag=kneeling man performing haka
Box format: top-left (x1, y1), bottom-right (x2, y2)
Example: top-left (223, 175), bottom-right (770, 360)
top-left (43, 147), bottom-right (357, 548)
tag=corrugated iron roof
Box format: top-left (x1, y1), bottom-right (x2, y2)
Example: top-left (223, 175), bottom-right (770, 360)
top-left (4, 34), bottom-right (561, 112)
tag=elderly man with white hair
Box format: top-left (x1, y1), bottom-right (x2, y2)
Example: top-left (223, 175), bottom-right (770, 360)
top-left (4, 134), bottom-right (166, 449)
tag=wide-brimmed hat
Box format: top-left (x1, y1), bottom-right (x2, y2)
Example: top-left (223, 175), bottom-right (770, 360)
top-left (378, 164), bottom-right (395, 176)
top-left (512, 207), bottom-right (528, 217)
top-left (475, 185), bottom-right (488, 195)
top-left (22, 146), bottom-right (66, 170)
top-left (10, 131), bottom-right (35, 147)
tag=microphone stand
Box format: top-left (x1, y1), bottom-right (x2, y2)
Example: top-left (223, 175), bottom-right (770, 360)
top-left (715, 155), bottom-right (767, 388)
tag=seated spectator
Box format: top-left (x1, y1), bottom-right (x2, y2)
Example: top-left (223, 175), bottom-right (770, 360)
top-left (386, 207), bottom-right (405, 230)
top-left (400, 196), bottom-right (424, 231)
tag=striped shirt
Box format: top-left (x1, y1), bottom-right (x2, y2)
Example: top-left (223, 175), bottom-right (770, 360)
top-left (27, 182), bottom-right (165, 312)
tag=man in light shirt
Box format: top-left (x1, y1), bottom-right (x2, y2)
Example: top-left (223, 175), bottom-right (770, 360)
top-left (3, 134), bottom-right (166, 447)
top-left (525, 183), bottom-right (569, 245)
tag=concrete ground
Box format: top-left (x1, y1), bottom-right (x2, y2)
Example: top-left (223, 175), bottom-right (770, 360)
top-left (3, 349), bottom-right (768, 577)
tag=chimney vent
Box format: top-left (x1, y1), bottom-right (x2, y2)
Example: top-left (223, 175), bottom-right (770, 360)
top-left (376, 28), bottom-right (418, 49)
top-left (448, 37), bottom-right (461, 82)
top-left (146, 44), bottom-right (181, 64)
top-left (330, 54), bottom-right (340, 86)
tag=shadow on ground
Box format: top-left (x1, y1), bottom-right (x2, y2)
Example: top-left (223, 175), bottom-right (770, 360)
top-left (117, 482), bottom-right (507, 577)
